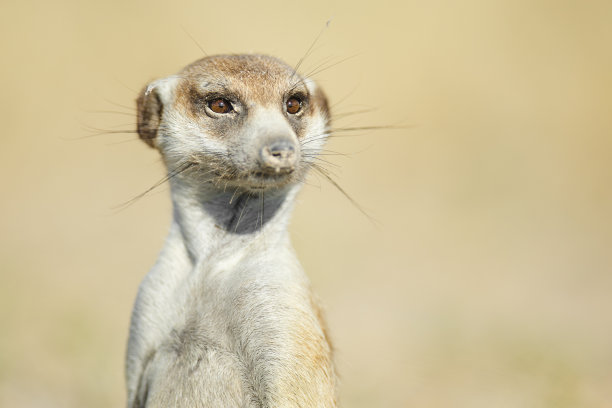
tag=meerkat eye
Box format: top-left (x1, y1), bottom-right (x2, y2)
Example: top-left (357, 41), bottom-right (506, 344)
top-left (286, 97), bottom-right (301, 114)
top-left (208, 98), bottom-right (233, 114)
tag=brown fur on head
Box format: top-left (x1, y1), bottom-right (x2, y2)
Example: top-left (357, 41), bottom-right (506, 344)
top-left (135, 54), bottom-right (331, 192)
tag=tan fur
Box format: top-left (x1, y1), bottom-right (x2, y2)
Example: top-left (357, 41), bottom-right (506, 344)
top-left (126, 54), bottom-right (337, 408)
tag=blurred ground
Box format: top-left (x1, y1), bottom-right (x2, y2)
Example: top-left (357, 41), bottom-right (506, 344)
top-left (1, 1), bottom-right (611, 407)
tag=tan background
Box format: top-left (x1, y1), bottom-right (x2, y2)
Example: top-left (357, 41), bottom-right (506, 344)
top-left (1, 1), bottom-right (611, 407)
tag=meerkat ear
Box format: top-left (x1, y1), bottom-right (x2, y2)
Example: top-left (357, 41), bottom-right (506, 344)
top-left (136, 76), bottom-right (179, 148)
top-left (136, 84), bottom-right (163, 148)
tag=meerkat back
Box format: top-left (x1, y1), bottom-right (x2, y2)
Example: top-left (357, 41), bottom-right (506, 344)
top-left (126, 55), bottom-right (337, 408)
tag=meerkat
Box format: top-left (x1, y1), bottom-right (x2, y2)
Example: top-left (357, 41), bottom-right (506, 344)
top-left (126, 54), bottom-right (337, 408)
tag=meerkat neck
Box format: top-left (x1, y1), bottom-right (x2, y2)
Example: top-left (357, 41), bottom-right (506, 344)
top-left (168, 178), bottom-right (300, 263)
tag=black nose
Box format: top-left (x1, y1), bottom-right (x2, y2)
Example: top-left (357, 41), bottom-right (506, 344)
top-left (259, 139), bottom-right (297, 173)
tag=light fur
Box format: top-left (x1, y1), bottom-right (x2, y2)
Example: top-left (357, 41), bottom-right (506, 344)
top-left (126, 54), bottom-right (336, 408)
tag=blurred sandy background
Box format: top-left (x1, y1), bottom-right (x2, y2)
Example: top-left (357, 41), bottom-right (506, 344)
top-left (1, 1), bottom-right (611, 407)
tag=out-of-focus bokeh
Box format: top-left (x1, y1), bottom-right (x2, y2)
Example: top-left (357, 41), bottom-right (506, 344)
top-left (1, 1), bottom-right (611, 407)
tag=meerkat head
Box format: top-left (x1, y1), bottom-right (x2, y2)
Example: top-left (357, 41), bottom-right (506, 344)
top-left (136, 54), bottom-right (330, 192)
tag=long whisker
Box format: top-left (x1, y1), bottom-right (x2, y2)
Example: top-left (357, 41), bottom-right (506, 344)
top-left (113, 77), bottom-right (139, 95)
top-left (330, 86), bottom-right (360, 109)
top-left (300, 54), bottom-right (359, 81)
top-left (302, 149), bottom-right (349, 157)
top-left (311, 164), bottom-right (378, 225)
top-left (292, 19), bottom-right (332, 79)
top-left (293, 54), bottom-right (336, 81)
top-left (308, 159), bottom-right (340, 180)
top-left (300, 134), bottom-right (331, 146)
top-left (332, 108), bottom-right (377, 120)
top-left (112, 162), bottom-right (196, 211)
top-left (84, 110), bottom-right (135, 117)
top-left (65, 127), bottom-right (138, 141)
top-left (303, 155), bottom-right (340, 169)
top-left (106, 138), bottom-right (145, 146)
top-left (229, 186), bottom-right (242, 205)
top-left (233, 192), bottom-right (253, 233)
top-left (103, 98), bottom-right (136, 112)
top-left (331, 125), bottom-right (407, 133)
top-left (181, 25), bottom-right (208, 56)
top-left (259, 191), bottom-right (265, 231)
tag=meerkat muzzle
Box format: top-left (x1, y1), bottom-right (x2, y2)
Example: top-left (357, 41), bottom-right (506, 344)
top-left (259, 138), bottom-right (298, 174)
